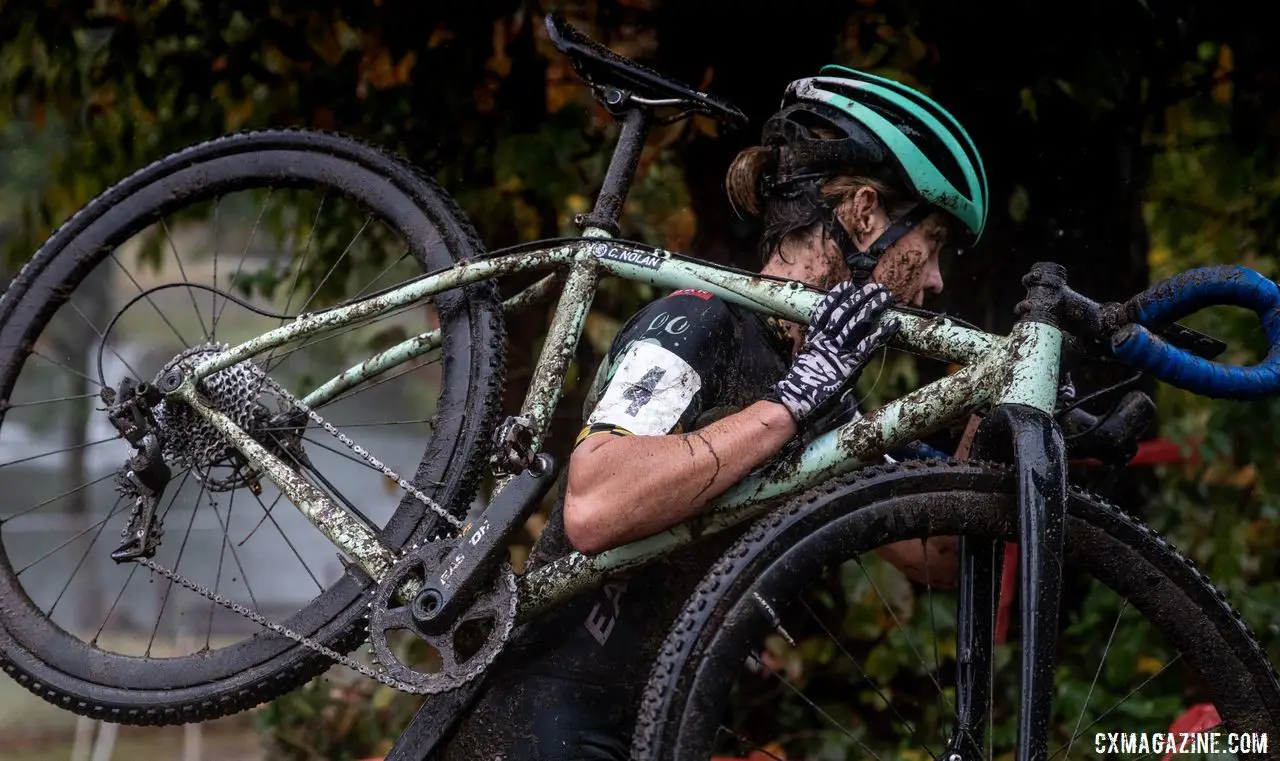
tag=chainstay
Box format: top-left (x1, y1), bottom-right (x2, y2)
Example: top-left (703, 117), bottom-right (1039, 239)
top-left (127, 361), bottom-right (500, 693)
top-left (251, 368), bottom-right (463, 533)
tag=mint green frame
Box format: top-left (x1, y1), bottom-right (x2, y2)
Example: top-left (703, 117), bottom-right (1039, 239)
top-left (169, 232), bottom-right (1062, 620)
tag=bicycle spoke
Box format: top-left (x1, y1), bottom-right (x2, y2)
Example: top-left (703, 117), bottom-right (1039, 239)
top-left (325, 354), bottom-right (443, 407)
top-left (203, 488), bottom-right (234, 649)
top-left (109, 251), bottom-right (189, 347)
top-left (30, 349), bottom-right (108, 389)
top-left (161, 217), bottom-right (209, 340)
top-left (4, 392), bottom-right (103, 409)
top-left (146, 482), bottom-right (205, 657)
top-left (0, 436), bottom-right (118, 473)
top-left (301, 434), bottom-right (398, 475)
top-left (91, 561), bottom-right (141, 647)
top-left (3, 471), bottom-right (118, 526)
top-left (747, 651), bottom-right (884, 761)
top-left (714, 725), bottom-right (788, 761)
top-left (283, 444), bottom-right (381, 532)
top-left (211, 196), bottom-right (222, 341)
top-left (47, 497), bottom-right (128, 618)
top-left (238, 490), bottom-right (284, 548)
top-left (213, 186), bottom-right (273, 332)
top-left (205, 490), bottom-right (261, 613)
top-left (263, 294), bottom-right (429, 377)
top-left (797, 596), bottom-right (926, 749)
top-left (855, 555), bottom-right (954, 713)
top-left (15, 501), bottom-right (123, 575)
top-left (294, 214), bottom-right (372, 318)
top-left (1065, 600), bottom-right (1129, 760)
top-left (350, 247), bottom-right (412, 301)
top-left (248, 486), bottom-right (322, 592)
top-left (263, 194), bottom-right (328, 369)
top-left (277, 194), bottom-right (327, 325)
top-left (69, 300), bottom-right (140, 381)
top-left (1048, 656), bottom-right (1181, 761)
top-left (206, 487), bottom-right (236, 651)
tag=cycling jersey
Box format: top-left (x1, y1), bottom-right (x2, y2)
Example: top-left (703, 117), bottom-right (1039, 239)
top-left (436, 289), bottom-right (794, 761)
top-left (430, 285), bottom-right (952, 759)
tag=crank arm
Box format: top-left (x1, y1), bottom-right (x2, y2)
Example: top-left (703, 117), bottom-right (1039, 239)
top-left (171, 382), bottom-right (398, 581)
top-left (410, 454), bottom-right (558, 634)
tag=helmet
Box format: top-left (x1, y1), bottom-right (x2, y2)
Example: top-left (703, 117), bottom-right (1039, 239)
top-left (760, 65), bottom-right (989, 278)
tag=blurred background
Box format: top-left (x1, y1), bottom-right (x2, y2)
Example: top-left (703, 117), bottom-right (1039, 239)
top-left (1, 0), bottom-right (1279, 759)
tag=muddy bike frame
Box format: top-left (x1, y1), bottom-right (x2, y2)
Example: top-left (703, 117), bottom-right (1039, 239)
top-left (163, 81), bottom-right (1280, 759)
top-left (169, 229), bottom-right (1067, 755)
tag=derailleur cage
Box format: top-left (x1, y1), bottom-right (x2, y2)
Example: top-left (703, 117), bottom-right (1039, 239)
top-left (102, 376), bottom-right (173, 562)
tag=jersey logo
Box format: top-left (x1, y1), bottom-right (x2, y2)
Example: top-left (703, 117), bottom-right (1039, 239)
top-left (669, 288), bottom-right (713, 300)
top-left (584, 581), bottom-right (628, 646)
top-left (622, 366), bottom-right (666, 415)
top-left (645, 311), bottom-right (690, 336)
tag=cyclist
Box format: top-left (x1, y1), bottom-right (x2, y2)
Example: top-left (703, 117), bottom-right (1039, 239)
top-left (432, 66), bottom-right (988, 761)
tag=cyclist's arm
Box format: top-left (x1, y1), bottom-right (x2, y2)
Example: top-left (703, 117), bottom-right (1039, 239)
top-left (564, 400), bottom-right (795, 555)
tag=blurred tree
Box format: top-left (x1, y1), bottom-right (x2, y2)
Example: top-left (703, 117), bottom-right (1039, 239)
top-left (3, 1), bottom-right (1280, 756)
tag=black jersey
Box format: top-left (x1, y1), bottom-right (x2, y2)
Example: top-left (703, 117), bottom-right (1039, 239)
top-left (437, 290), bottom-right (794, 761)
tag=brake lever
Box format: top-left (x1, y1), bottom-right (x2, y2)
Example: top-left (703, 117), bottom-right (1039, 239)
top-left (1150, 322), bottom-right (1227, 361)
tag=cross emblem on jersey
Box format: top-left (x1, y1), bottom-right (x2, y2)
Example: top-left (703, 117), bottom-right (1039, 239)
top-left (622, 367), bottom-right (666, 416)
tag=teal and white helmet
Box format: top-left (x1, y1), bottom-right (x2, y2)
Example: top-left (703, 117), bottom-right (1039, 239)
top-left (761, 65), bottom-right (989, 278)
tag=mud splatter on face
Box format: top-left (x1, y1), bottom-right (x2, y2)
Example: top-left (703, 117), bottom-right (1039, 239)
top-left (873, 246), bottom-right (928, 303)
top-left (871, 213), bottom-right (949, 305)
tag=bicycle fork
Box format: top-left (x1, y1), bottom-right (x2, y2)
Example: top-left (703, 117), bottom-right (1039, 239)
top-left (950, 264), bottom-right (1071, 761)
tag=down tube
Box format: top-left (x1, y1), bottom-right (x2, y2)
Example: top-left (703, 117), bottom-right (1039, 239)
top-left (515, 355), bottom-right (993, 623)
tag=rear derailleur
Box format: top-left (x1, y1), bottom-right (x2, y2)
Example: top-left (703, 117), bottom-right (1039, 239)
top-left (101, 378), bottom-right (171, 562)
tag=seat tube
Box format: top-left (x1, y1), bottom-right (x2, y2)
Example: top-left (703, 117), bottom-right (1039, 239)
top-left (518, 254), bottom-right (600, 455)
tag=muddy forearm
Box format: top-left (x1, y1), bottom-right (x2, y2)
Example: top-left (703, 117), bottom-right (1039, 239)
top-left (563, 401), bottom-right (797, 554)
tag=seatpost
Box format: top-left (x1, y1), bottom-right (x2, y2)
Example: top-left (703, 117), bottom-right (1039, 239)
top-left (576, 88), bottom-right (652, 236)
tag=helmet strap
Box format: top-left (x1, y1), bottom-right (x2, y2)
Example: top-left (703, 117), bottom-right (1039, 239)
top-left (827, 203), bottom-right (933, 285)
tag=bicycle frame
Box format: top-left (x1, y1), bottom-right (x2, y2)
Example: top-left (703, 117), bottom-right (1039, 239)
top-left (173, 236), bottom-right (1061, 590)
top-left (172, 232), bottom-right (1068, 759)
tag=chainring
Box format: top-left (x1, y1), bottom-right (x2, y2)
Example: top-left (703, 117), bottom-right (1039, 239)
top-left (367, 540), bottom-right (517, 694)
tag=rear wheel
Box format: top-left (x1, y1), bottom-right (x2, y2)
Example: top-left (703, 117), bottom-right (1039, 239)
top-left (633, 460), bottom-right (1280, 760)
top-left (0, 129), bottom-right (505, 724)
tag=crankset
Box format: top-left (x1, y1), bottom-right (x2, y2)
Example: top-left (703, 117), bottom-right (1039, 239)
top-left (366, 453), bottom-right (559, 692)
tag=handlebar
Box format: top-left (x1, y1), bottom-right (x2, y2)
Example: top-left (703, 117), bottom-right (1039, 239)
top-left (1109, 265), bottom-right (1280, 400)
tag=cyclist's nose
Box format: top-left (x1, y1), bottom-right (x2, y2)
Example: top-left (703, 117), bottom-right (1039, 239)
top-left (922, 259), bottom-right (944, 299)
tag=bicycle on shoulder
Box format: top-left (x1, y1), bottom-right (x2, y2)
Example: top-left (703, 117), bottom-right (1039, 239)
top-left (0, 12), bottom-right (1276, 761)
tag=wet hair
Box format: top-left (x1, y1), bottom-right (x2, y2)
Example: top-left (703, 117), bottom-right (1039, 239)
top-left (725, 141), bottom-right (916, 265)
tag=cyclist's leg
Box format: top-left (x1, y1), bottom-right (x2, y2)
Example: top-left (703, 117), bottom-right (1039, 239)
top-left (436, 672), bottom-right (630, 761)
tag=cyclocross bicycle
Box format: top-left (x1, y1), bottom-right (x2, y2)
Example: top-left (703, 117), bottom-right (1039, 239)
top-left (1, 13), bottom-right (1277, 761)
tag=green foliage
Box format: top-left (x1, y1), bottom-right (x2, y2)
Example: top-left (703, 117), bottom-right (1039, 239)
top-left (252, 673), bottom-right (424, 761)
top-left (4, 1), bottom-right (1280, 757)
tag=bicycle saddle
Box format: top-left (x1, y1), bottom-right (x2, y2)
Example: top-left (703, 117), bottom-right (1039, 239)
top-left (545, 12), bottom-right (749, 130)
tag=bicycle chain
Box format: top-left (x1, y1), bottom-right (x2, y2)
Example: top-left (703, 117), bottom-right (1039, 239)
top-left (250, 368), bottom-right (463, 533)
top-left (125, 358), bottom-right (507, 694)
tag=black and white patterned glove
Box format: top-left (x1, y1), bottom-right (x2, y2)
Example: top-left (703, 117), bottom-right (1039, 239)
top-left (769, 281), bottom-right (899, 430)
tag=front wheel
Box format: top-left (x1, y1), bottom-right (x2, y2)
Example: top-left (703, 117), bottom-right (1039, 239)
top-left (632, 460), bottom-right (1280, 760)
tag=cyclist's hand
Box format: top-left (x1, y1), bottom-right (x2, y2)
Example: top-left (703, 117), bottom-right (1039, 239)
top-left (769, 281), bottom-right (899, 430)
